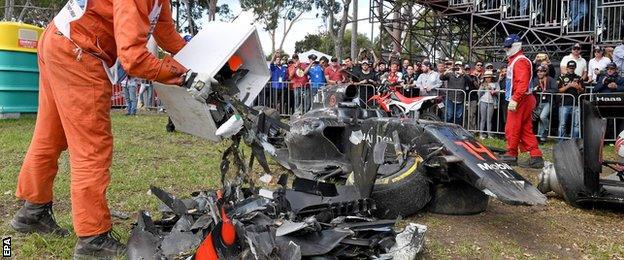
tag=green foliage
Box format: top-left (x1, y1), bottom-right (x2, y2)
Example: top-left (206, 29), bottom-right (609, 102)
top-left (294, 29), bottom-right (372, 57)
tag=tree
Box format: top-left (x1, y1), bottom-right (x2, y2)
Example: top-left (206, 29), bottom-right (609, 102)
top-left (171, 0), bottom-right (231, 34)
top-left (1, 0), bottom-right (62, 26)
top-left (240, 0), bottom-right (313, 54)
top-left (294, 29), bottom-right (373, 58)
top-left (315, 0), bottom-right (352, 60)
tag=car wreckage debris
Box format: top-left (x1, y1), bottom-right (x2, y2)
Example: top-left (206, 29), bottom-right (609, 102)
top-left (127, 184), bottom-right (427, 259)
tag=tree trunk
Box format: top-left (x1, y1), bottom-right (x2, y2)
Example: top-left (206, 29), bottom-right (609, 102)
top-left (391, 6), bottom-right (402, 55)
top-left (278, 12), bottom-right (304, 52)
top-left (350, 0), bottom-right (358, 60)
top-left (4, 0), bottom-right (14, 21)
top-left (208, 0), bottom-right (217, 21)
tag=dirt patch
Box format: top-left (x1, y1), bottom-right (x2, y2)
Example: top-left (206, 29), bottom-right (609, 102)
top-left (410, 166), bottom-right (624, 258)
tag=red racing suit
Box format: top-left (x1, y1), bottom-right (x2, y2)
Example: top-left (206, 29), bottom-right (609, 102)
top-left (504, 51), bottom-right (543, 157)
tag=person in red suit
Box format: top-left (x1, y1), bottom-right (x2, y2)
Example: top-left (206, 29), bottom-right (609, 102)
top-left (500, 34), bottom-right (545, 168)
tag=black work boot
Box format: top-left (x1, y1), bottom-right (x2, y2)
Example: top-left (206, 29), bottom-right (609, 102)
top-left (528, 156), bottom-right (545, 169)
top-left (499, 155), bottom-right (518, 166)
top-left (11, 201), bottom-right (69, 237)
top-left (73, 231), bottom-right (126, 259)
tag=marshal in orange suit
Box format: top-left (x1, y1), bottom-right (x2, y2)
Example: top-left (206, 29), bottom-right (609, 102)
top-left (12, 0), bottom-right (188, 258)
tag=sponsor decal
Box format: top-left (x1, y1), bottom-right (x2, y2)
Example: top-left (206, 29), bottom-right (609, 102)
top-left (596, 96), bottom-right (623, 102)
top-left (477, 162), bottom-right (514, 171)
top-left (455, 141), bottom-right (498, 161)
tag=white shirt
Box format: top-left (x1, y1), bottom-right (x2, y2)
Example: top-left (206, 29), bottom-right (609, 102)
top-left (415, 71), bottom-right (442, 96)
top-left (588, 56), bottom-right (612, 82)
top-left (560, 54), bottom-right (588, 77)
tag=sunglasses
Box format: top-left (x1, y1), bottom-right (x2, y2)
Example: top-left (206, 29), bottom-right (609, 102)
top-left (476, 64), bottom-right (483, 67)
top-left (573, 47), bottom-right (581, 50)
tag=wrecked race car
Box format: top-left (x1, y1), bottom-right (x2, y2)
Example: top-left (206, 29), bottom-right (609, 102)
top-left (255, 84), bottom-right (546, 217)
top-left (538, 94), bottom-right (624, 209)
top-left (137, 23), bottom-right (547, 259)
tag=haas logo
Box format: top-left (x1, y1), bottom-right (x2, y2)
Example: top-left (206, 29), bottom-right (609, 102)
top-left (596, 96), bottom-right (623, 102)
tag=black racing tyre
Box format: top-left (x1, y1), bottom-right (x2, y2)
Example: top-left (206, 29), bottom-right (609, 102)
top-left (553, 140), bottom-right (585, 207)
top-left (427, 181), bottom-right (489, 215)
top-left (369, 157), bottom-right (432, 218)
top-left (420, 112), bottom-right (441, 122)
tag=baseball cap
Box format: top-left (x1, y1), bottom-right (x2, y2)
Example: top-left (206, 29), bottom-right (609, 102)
top-left (308, 54), bottom-right (318, 60)
top-left (567, 60), bottom-right (577, 68)
top-left (483, 70), bottom-right (494, 78)
top-left (594, 46), bottom-right (604, 52)
top-left (454, 61), bottom-right (463, 66)
top-left (606, 62), bottom-right (617, 69)
top-left (572, 43), bottom-right (581, 49)
top-left (422, 60), bottom-right (432, 68)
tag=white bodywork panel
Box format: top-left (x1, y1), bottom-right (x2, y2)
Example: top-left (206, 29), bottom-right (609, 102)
top-left (154, 23), bottom-right (269, 142)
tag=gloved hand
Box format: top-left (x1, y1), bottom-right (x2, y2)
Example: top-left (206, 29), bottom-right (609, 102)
top-left (182, 70), bottom-right (217, 102)
top-left (508, 99), bottom-right (518, 112)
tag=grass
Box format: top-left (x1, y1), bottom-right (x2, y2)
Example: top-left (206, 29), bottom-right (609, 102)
top-left (1, 111), bottom-right (623, 259)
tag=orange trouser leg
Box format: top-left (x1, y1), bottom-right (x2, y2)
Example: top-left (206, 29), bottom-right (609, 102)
top-left (17, 24), bottom-right (113, 237)
top-left (16, 28), bottom-right (68, 204)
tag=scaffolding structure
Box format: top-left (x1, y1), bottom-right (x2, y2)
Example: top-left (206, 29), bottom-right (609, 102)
top-left (370, 0), bottom-right (624, 63)
top-left (1, 0), bottom-right (57, 27)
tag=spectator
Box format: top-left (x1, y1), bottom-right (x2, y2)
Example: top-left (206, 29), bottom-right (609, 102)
top-left (594, 62), bottom-right (624, 93)
top-left (413, 60), bottom-right (423, 79)
top-left (533, 53), bottom-right (556, 78)
top-left (440, 61), bottom-right (472, 125)
top-left (497, 66), bottom-right (509, 129)
top-left (319, 56), bottom-right (330, 69)
top-left (325, 57), bottom-right (347, 85)
top-left (614, 41), bottom-right (624, 72)
top-left (355, 60), bottom-right (377, 85)
top-left (343, 57), bottom-right (355, 82)
top-left (122, 76), bottom-right (138, 116)
top-left (465, 63), bottom-right (480, 130)
top-left (605, 46), bottom-right (615, 60)
top-left (307, 54), bottom-right (326, 110)
top-left (560, 43), bottom-right (588, 80)
top-left (381, 61), bottom-right (403, 86)
top-left (401, 58), bottom-right (411, 75)
top-left (478, 70), bottom-right (500, 139)
top-left (557, 60), bottom-right (584, 140)
top-left (531, 65), bottom-right (558, 142)
top-left (288, 54), bottom-right (311, 115)
top-left (137, 79), bottom-right (153, 109)
top-left (473, 61), bottom-right (485, 79)
top-left (436, 62), bottom-right (446, 75)
top-left (270, 55), bottom-right (288, 112)
top-left (588, 46), bottom-right (612, 83)
top-left (416, 61), bottom-right (442, 96)
top-left (569, 0), bottom-right (588, 29)
top-left (375, 61), bottom-right (388, 80)
top-left (519, 0), bottom-right (528, 16)
top-left (402, 65), bottom-right (419, 97)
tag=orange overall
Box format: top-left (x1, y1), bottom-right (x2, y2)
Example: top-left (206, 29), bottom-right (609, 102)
top-left (16, 0), bottom-right (187, 237)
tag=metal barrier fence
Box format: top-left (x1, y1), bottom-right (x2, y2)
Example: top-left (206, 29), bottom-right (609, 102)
top-left (597, 1), bottom-right (624, 43)
top-left (111, 83), bottom-right (161, 110)
top-left (465, 90), bottom-right (581, 140)
top-left (564, 0), bottom-right (596, 34)
top-left (450, 0), bottom-right (475, 7)
top-left (477, 0), bottom-right (503, 13)
top-left (532, 0), bottom-right (563, 27)
top-left (504, 0), bottom-right (531, 19)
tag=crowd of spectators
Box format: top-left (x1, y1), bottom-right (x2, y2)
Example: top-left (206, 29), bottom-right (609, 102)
top-left (267, 44), bottom-right (624, 140)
